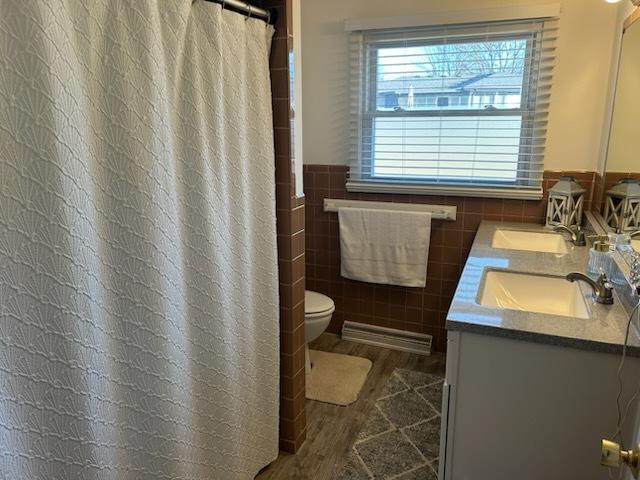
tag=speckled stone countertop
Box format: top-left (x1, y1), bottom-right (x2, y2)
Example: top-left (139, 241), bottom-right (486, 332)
top-left (446, 221), bottom-right (640, 356)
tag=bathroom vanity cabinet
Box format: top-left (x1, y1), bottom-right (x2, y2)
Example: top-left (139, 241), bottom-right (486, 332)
top-left (438, 330), bottom-right (640, 480)
top-left (439, 222), bottom-right (640, 480)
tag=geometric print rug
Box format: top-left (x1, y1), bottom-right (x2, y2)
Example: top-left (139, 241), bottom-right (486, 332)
top-left (336, 369), bottom-right (444, 479)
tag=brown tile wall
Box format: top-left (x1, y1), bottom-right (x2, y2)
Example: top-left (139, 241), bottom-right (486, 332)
top-left (304, 166), bottom-right (595, 352)
top-left (261, 0), bottom-right (306, 454)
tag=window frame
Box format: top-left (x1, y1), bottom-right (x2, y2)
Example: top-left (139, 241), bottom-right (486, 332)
top-left (351, 24), bottom-right (548, 199)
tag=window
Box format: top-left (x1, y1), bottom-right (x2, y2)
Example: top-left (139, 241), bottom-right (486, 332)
top-left (348, 18), bottom-right (557, 199)
top-left (436, 97), bottom-right (450, 108)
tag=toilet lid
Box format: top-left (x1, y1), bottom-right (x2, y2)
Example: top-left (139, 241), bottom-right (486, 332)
top-left (305, 291), bottom-right (334, 314)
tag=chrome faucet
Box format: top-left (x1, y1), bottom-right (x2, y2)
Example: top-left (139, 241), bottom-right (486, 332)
top-left (566, 272), bottom-right (614, 305)
top-left (554, 224), bottom-right (586, 246)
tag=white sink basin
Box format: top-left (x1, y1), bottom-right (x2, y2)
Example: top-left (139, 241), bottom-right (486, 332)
top-left (491, 229), bottom-right (569, 255)
top-left (479, 270), bottom-right (590, 319)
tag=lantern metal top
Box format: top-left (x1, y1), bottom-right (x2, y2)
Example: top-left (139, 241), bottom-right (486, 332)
top-left (548, 176), bottom-right (586, 196)
top-left (606, 178), bottom-right (640, 199)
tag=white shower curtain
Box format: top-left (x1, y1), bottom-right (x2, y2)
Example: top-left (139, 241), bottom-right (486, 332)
top-left (0, 1), bottom-right (279, 479)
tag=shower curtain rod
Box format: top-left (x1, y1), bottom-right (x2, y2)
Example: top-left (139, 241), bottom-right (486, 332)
top-left (202, 0), bottom-right (276, 25)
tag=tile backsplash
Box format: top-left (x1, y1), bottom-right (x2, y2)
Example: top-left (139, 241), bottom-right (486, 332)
top-left (304, 165), bottom-right (595, 352)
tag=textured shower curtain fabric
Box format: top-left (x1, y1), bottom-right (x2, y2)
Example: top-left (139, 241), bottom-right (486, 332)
top-left (0, 1), bottom-right (279, 479)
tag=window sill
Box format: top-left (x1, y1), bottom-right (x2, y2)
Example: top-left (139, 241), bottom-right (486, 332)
top-left (345, 181), bottom-right (544, 201)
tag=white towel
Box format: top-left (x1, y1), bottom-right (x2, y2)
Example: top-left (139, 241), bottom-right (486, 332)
top-left (338, 207), bottom-right (432, 287)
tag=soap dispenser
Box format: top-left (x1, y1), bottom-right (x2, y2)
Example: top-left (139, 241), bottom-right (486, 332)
top-left (587, 236), bottom-right (614, 279)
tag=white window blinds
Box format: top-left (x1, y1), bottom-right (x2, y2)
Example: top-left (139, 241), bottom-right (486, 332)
top-left (347, 17), bottom-right (558, 199)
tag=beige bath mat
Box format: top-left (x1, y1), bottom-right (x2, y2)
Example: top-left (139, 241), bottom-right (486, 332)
top-left (306, 350), bottom-right (373, 406)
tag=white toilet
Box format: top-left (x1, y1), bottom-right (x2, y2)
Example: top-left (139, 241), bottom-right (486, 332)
top-left (304, 290), bottom-right (335, 374)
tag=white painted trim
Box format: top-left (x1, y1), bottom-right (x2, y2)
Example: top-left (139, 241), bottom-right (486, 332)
top-left (344, 4), bottom-right (561, 32)
top-left (441, 330), bottom-right (461, 480)
top-left (439, 381), bottom-right (451, 480)
top-left (346, 181), bottom-right (544, 200)
top-left (323, 198), bottom-right (457, 220)
top-left (292, 0), bottom-right (305, 196)
top-left (341, 321), bottom-right (432, 356)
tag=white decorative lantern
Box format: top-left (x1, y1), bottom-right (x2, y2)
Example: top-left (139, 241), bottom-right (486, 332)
top-left (604, 179), bottom-right (640, 233)
top-left (546, 176), bottom-right (585, 228)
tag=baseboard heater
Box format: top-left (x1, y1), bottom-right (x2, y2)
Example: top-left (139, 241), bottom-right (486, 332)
top-left (341, 321), bottom-right (432, 355)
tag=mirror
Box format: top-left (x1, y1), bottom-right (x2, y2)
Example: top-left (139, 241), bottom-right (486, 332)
top-left (594, 10), bottom-right (640, 253)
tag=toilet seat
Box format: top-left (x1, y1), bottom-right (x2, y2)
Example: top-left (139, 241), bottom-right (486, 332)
top-left (306, 306), bottom-right (336, 320)
top-left (305, 291), bottom-right (334, 317)
top-left (303, 291), bottom-right (335, 373)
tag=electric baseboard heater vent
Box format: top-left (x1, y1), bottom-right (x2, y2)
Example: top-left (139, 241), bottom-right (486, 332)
top-left (341, 321), bottom-right (432, 355)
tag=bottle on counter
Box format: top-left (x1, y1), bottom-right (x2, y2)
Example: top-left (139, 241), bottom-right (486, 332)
top-left (587, 236), bottom-right (615, 279)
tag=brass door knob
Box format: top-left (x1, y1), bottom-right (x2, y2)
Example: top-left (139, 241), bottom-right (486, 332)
top-left (602, 439), bottom-right (640, 478)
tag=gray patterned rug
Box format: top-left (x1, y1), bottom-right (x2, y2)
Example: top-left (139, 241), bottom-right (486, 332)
top-left (336, 369), bottom-right (444, 480)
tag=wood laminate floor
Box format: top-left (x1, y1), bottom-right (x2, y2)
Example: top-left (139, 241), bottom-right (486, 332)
top-left (256, 334), bottom-right (446, 480)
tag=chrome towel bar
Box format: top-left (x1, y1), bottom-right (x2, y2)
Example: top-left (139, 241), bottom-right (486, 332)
top-left (323, 198), bottom-right (457, 221)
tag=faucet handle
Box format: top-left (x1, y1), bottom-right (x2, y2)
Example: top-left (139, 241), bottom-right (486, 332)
top-left (554, 224), bottom-right (586, 246)
top-left (573, 228), bottom-right (586, 247)
top-left (596, 273), bottom-right (615, 305)
top-left (596, 273), bottom-right (610, 287)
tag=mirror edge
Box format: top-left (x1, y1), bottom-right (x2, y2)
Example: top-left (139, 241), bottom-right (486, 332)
top-left (592, 5), bottom-right (640, 247)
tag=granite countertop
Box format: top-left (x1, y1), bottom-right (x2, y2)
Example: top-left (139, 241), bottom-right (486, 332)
top-left (446, 221), bottom-right (640, 356)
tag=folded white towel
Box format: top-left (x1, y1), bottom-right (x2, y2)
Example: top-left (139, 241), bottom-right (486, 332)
top-left (338, 207), bottom-right (432, 288)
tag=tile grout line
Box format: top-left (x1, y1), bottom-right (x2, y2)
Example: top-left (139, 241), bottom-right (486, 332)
top-left (400, 414), bottom-right (441, 433)
top-left (386, 462), bottom-right (430, 480)
top-left (353, 404), bottom-right (397, 446)
top-left (376, 386), bottom-right (411, 402)
top-left (375, 371), bottom-right (411, 402)
top-left (413, 388), bottom-right (441, 418)
top-left (353, 447), bottom-right (375, 479)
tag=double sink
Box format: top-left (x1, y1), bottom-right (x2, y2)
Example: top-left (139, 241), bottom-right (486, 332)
top-left (478, 229), bottom-right (592, 319)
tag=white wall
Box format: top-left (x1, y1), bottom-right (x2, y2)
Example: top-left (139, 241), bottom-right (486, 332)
top-left (605, 9), bottom-right (640, 172)
top-left (597, 4), bottom-right (633, 175)
top-left (300, 0), bottom-right (623, 172)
